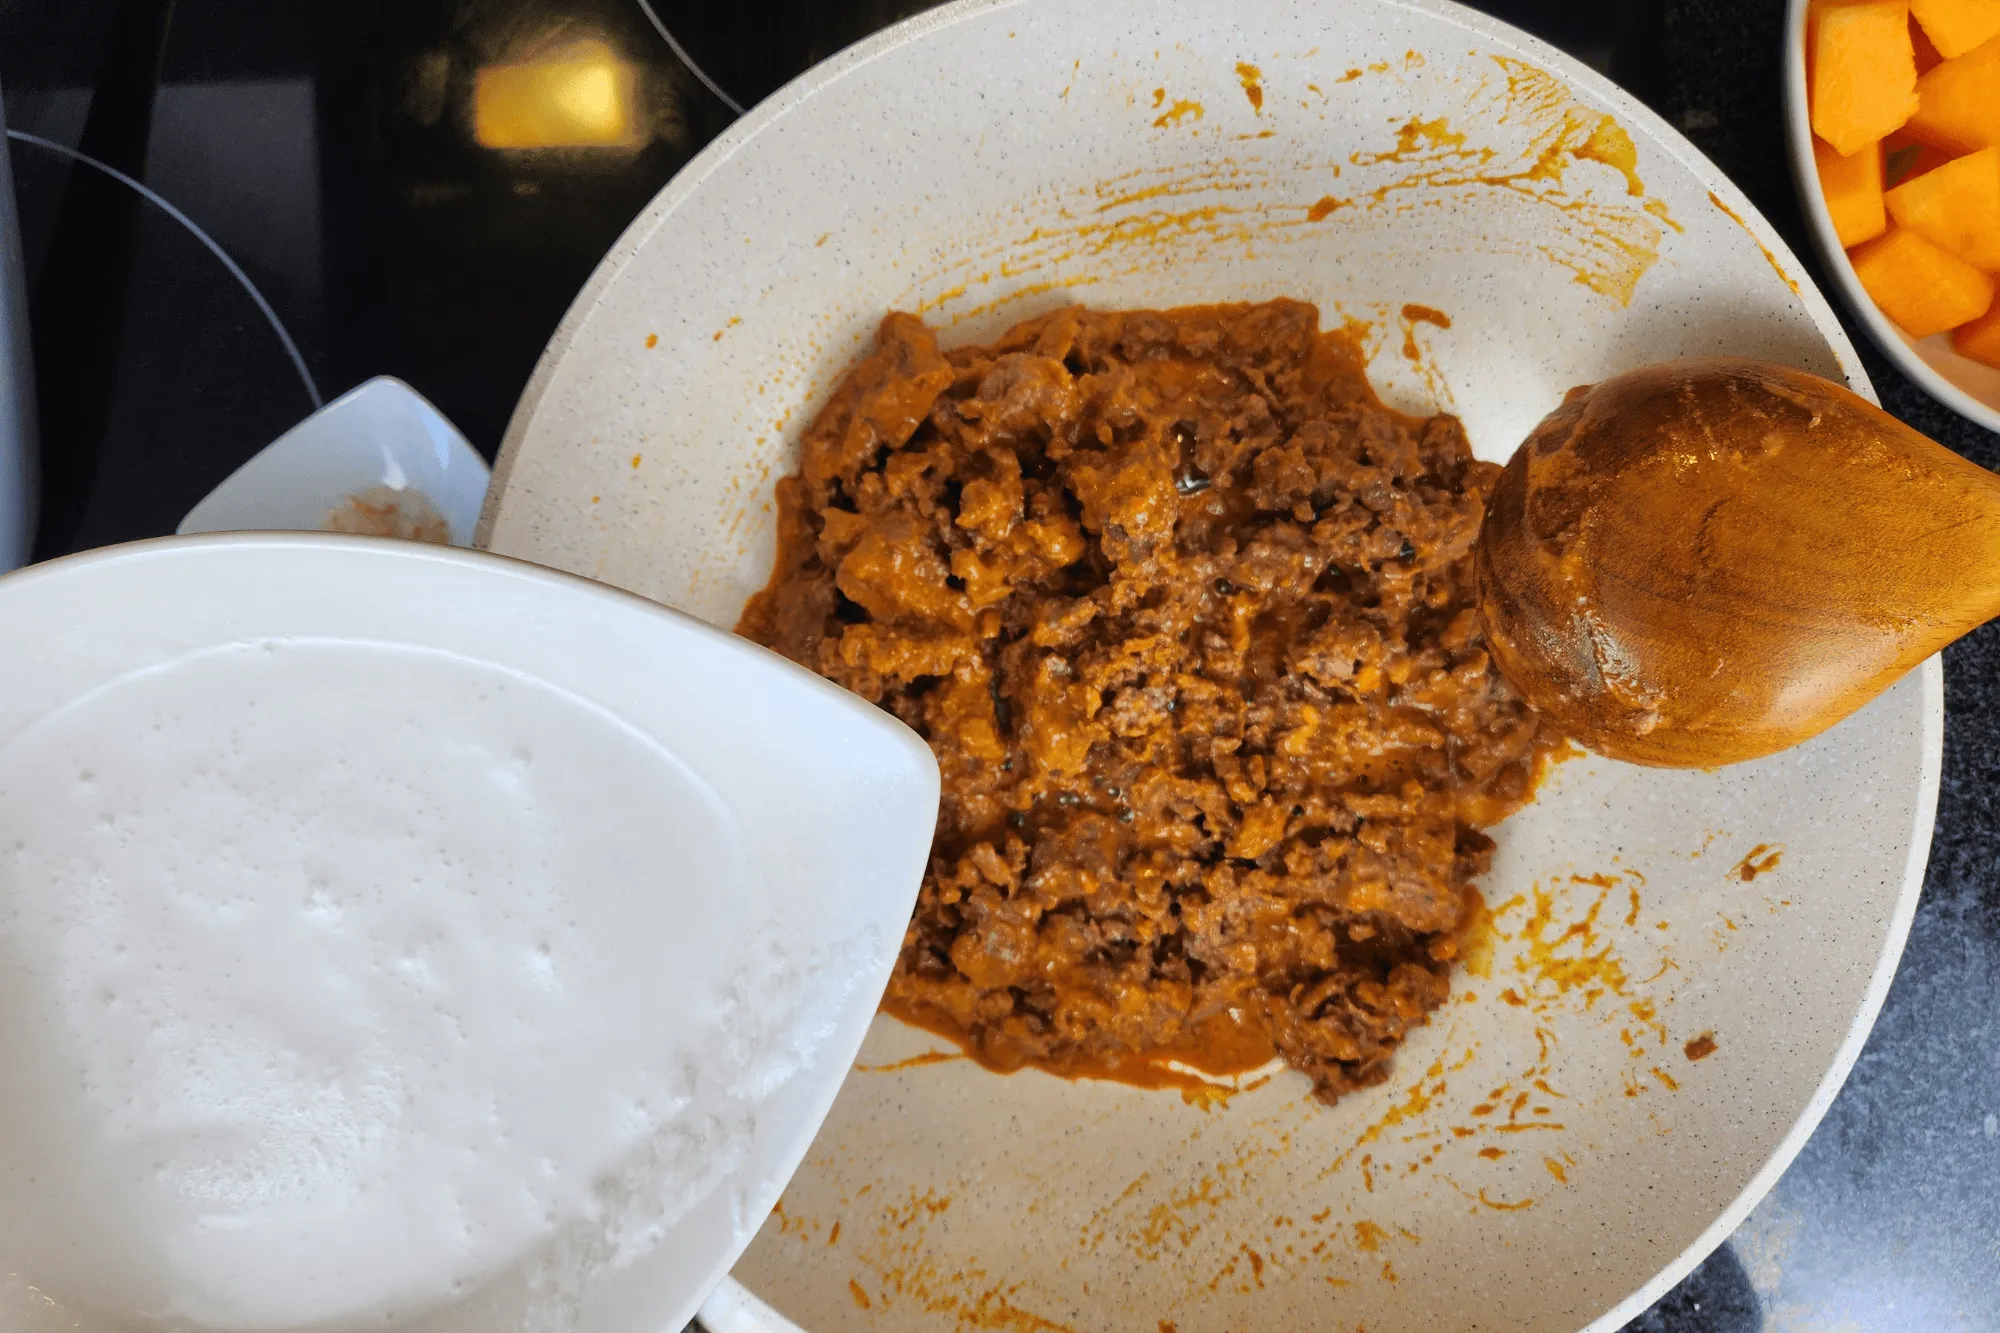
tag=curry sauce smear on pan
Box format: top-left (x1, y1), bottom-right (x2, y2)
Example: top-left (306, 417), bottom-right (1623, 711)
top-left (741, 300), bottom-right (1561, 1103)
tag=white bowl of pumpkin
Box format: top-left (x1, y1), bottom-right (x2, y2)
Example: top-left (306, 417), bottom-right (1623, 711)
top-left (1788, 0), bottom-right (2000, 432)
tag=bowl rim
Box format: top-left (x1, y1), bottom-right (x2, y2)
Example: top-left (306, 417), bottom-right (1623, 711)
top-left (483, 1), bottom-right (1945, 1327)
top-left (1781, 0), bottom-right (2000, 435)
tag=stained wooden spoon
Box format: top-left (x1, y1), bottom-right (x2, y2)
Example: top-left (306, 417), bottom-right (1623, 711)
top-left (1475, 357), bottom-right (1997, 767)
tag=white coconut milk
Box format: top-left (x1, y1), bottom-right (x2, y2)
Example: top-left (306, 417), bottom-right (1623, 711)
top-left (0, 637), bottom-right (750, 1331)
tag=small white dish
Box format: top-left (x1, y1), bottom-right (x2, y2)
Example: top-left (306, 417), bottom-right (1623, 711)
top-left (179, 377), bottom-right (493, 545)
top-left (0, 533), bottom-right (938, 1333)
top-left (1784, 0), bottom-right (2000, 434)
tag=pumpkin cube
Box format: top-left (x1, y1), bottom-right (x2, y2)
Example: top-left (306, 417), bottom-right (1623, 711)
top-left (1817, 137), bottom-right (1889, 245)
top-left (1812, 1), bottom-right (1922, 156)
top-left (1852, 225), bottom-right (1997, 336)
top-left (1953, 302), bottom-right (2000, 367)
top-left (1910, 35), bottom-right (2000, 151)
top-left (1886, 146), bottom-right (2000, 267)
top-left (1913, 0), bottom-right (2000, 58)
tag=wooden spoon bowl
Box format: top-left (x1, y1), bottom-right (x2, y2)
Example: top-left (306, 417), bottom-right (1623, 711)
top-left (1476, 358), bottom-right (2000, 767)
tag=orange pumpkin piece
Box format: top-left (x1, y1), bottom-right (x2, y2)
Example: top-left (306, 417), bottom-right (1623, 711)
top-left (1913, 0), bottom-right (2000, 58)
top-left (1816, 137), bottom-right (1888, 245)
top-left (1954, 302), bottom-right (2000, 367)
top-left (1910, 35), bottom-right (2000, 151)
top-left (1812, 1), bottom-right (1922, 155)
top-left (1852, 226), bottom-right (1997, 336)
top-left (1886, 146), bottom-right (2000, 267)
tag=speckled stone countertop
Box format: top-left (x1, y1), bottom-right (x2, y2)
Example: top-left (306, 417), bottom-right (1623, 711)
top-left (1622, 3), bottom-right (2000, 1329)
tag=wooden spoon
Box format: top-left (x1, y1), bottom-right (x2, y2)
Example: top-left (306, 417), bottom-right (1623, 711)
top-left (1475, 357), bottom-right (1996, 767)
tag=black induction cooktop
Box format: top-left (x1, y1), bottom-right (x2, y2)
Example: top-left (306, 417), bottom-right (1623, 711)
top-left (2, 2), bottom-right (1997, 1330)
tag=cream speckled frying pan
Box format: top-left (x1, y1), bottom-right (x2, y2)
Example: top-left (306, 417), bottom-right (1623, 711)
top-left (479, 2), bottom-right (1941, 1328)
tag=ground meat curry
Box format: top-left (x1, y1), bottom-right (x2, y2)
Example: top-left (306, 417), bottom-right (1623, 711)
top-left (740, 299), bottom-right (1561, 1103)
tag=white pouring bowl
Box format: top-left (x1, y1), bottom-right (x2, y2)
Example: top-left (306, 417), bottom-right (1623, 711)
top-left (481, 1), bottom-right (1942, 1329)
top-left (0, 535), bottom-right (938, 1333)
